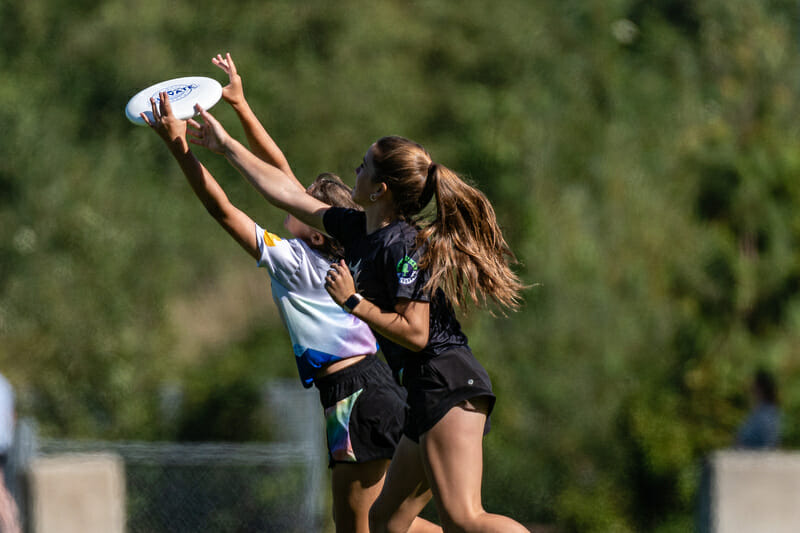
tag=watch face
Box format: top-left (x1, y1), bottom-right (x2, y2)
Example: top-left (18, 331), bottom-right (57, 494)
top-left (345, 294), bottom-right (361, 311)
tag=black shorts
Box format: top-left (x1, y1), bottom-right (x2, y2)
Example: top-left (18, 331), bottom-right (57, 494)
top-left (401, 346), bottom-right (496, 442)
top-left (315, 355), bottom-right (407, 468)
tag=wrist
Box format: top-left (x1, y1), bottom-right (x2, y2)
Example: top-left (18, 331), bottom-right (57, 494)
top-left (342, 293), bottom-right (364, 313)
top-left (221, 137), bottom-right (237, 157)
top-left (168, 135), bottom-right (190, 154)
top-left (229, 98), bottom-right (249, 113)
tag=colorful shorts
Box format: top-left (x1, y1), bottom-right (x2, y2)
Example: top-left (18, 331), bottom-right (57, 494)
top-left (315, 355), bottom-right (407, 467)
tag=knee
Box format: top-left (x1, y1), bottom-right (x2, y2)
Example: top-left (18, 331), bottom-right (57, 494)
top-left (440, 509), bottom-right (483, 533)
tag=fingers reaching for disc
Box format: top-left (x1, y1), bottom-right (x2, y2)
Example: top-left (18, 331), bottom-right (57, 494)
top-left (141, 92), bottom-right (171, 128)
top-left (187, 104), bottom-right (207, 136)
top-left (159, 91), bottom-right (173, 118)
top-left (140, 110), bottom-right (152, 127)
top-left (186, 104), bottom-right (230, 154)
top-left (140, 92), bottom-right (190, 143)
top-left (212, 52), bottom-right (244, 106)
top-left (140, 94), bottom-right (161, 127)
top-left (212, 53), bottom-right (237, 76)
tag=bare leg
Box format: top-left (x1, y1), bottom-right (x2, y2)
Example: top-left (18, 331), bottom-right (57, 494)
top-left (370, 436), bottom-right (442, 533)
top-left (0, 476), bottom-right (20, 533)
top-left (409, 514), bottom-right (443, 533)
top-left (420, 397), bottom-right (529, 533)
top-left (331, 459), bottom-right (391, 533)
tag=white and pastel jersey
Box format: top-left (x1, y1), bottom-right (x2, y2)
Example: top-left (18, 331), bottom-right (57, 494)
top-left (255, 223), bottom-right (378, 388)
top-left (0, 373), bottom-right (12, 452)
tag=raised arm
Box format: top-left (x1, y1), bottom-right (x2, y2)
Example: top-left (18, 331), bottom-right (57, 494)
top-left (142, 92), bottom-right (259, 260)
top-left (188, 104), bottom-right (330, 234)
top-left (212, 53), bottom-right (304, 192)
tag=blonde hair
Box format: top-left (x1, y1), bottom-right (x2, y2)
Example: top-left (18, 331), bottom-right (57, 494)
top-left (371, 136), bottom-right (525, 311)
top-left (306, 173), bottom-right (358, 259)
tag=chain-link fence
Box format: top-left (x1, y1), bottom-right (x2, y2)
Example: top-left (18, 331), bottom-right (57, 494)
top-left (10, 380), bottom-right (328, 533)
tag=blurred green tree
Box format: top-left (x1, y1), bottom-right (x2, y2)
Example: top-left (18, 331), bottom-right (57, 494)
top-left (2, 0), bottom-right (800, 530)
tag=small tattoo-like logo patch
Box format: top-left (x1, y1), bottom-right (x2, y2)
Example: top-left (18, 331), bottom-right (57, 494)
top-left (396, 255), bottom-right (419, 285)
top-left (350, 258), bottom-right (363, 289)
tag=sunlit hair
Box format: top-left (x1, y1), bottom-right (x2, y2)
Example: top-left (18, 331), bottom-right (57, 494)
top-left (370, 136), bottom-right (525, 312)
top-left (306, 173), bottom-right (359, 259)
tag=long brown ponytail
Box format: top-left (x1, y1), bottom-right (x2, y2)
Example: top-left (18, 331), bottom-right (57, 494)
top-left (371, 136), bottom-right (525, 312)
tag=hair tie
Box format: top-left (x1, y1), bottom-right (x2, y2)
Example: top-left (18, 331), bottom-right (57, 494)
top-left (427, 162), bottom-right (437, 178)
top-left (418, 162), bottom-right (437, 210)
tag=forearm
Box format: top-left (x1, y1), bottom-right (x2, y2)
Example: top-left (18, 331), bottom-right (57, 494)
top-left (223, 138), bottom-right (301, 209)
top-left (229, 100), bottom-right (304, 191)
top-left (166, 138), bottom-right (230, 218)
top-left (221, 138), bottom-right (327, 231)
top-left (349, 299), bottom-right (429, 352)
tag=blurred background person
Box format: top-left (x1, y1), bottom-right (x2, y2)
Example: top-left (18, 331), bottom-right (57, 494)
top-left (735, 369), bottom-right (781, 450)
top-left (0, 373), bottom-right (20, 533)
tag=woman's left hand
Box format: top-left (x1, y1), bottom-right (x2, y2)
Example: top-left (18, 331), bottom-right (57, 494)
top-left (212, 52), bottom-right (245, 106)
top-left (325, 259), bottom-right (357, 306)
top-left (141, 92), bottom-right (187, 145)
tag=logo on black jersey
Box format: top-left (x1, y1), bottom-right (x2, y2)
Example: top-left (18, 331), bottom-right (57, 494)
top-left (350, 258), bottom-right (363, 289)
top-left (396, 255), bottom-right (419, 285)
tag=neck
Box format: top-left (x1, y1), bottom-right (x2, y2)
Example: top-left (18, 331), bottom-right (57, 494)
top-left (365, 204), bottom-right (396, 234)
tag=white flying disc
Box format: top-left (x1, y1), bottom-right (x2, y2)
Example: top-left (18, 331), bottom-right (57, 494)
top-left (125, 76), bottom-right (223, 126)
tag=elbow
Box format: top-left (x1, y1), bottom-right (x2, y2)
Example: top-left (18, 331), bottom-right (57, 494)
top-left (407, 341), bottom-right (427, 353)
top-left (204, 202), bottom-right (225, 220)
top-left (405, 330), bottom-right (429, 353)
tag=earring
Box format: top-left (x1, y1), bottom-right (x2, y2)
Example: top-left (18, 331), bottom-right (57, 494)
top-left (370, 193), bottom-right (378, 202)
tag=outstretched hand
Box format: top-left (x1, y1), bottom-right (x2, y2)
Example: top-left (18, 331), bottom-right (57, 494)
top-left (140, 92), bottom-right (187, 145)
top-left (212, 52), bottom-right (244, 106)
top-left (187, 105), bottom-right (231, 154)
top-left (325, 260), bottom-right (357, 306)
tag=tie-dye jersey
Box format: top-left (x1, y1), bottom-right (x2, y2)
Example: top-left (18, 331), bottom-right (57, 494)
top-left (255, 223), bottom-right (378, 388)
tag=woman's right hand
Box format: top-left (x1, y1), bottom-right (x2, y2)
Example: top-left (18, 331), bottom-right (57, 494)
top-left (187, 105), bottom-right (231, 154)
top-left (212, 52), bottom-right (245, 106)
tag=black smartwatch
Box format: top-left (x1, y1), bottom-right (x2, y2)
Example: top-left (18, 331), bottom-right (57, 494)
top-left (343, 293), bottom-right (364, 313)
